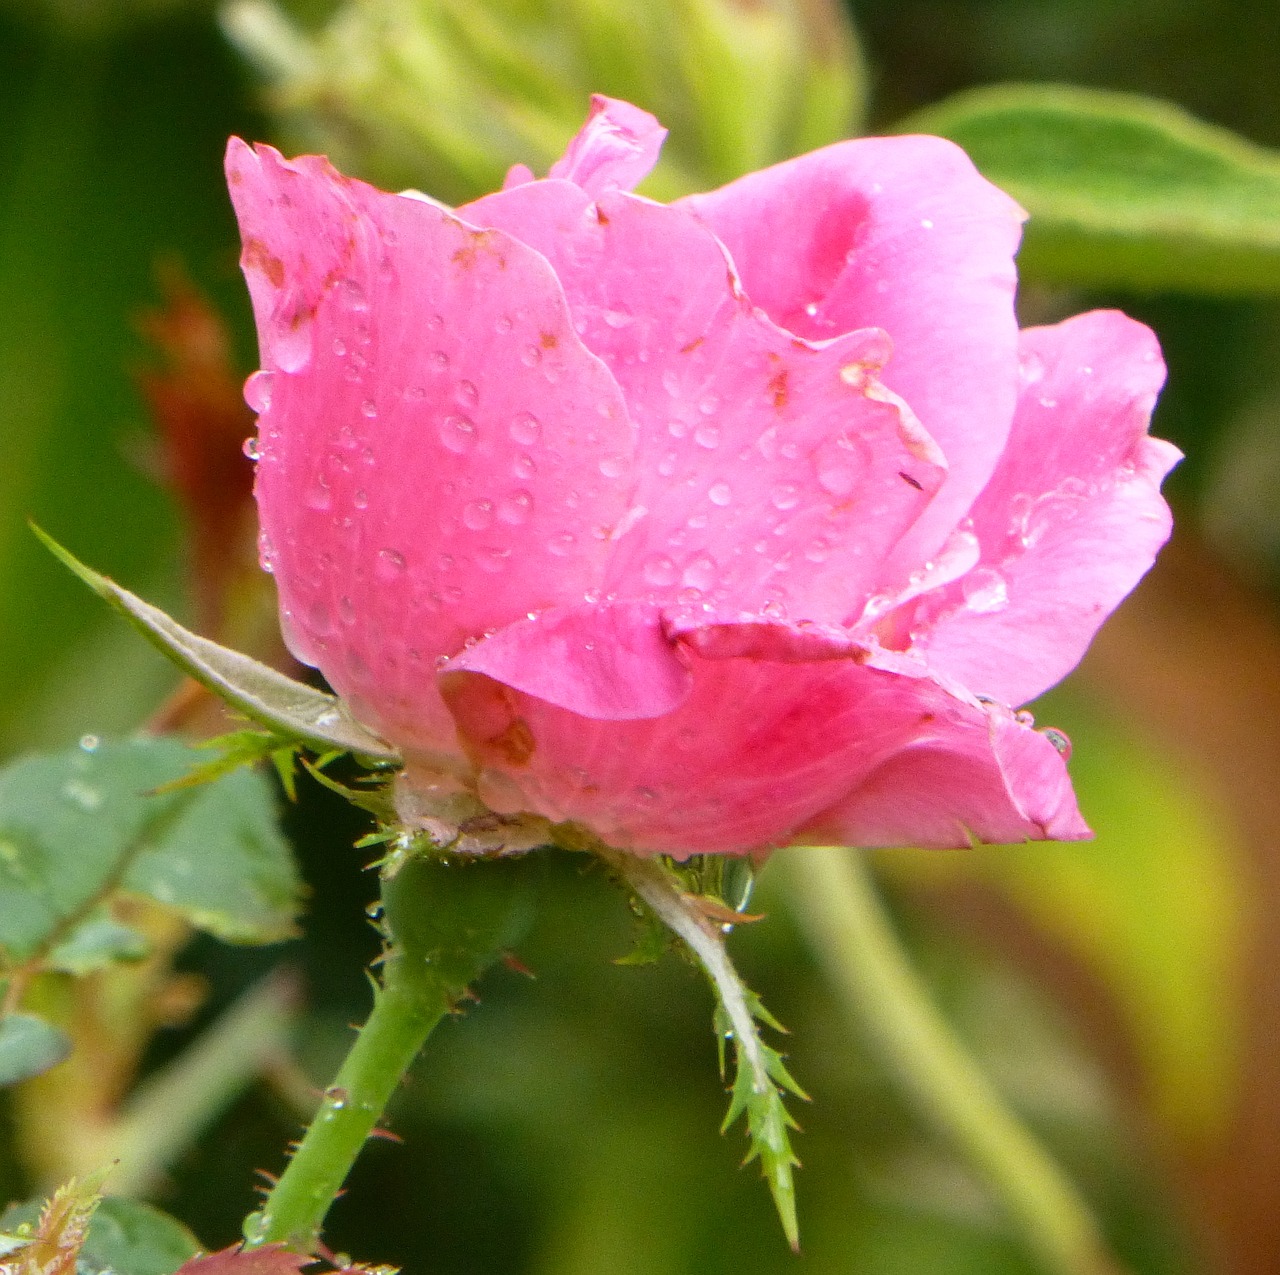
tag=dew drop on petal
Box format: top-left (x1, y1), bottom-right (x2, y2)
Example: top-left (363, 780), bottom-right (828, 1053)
top-left (547, 533), bottom-right (577, 556)
top-left (243, 370), bottom-right (274, 412)
top-left (961, 567), bottom-right (1009, 614)
top-left (815, 440), bottom-right (864, 497)
top-left (682, 553), bottom-right (716, 591)
top-left (497, 490), bottom-right (534, 525)
top-left (510, 411), bottom-right (541, 445)
top-left (463, 499), bottom-right (494, 531)
top-left (339, 596), bottom-right (356, 625)
top-left (771, 483), bottom-right (800, 511)
top-left (599, 455), bottom-right (628, 479)
top-left (353, 489), bottom-right (369, 510)
top-left (708, 482), bottom-right (732, 507)
top-left (603, 305), bottom-right (633, 328)
top-left (694, 424), bottom-right (720, 450)
top-left (456, 379), bottom-right (479, 409)
top-left (513, 453), bottom-right (537, 479)
top-left (360, 399), bottom-right (378, 419)
top-left (657, 452), bottom-right (678, 477)
top-left (521, 345), bottom-right (542, 367)
top-left (439, 414), bottom-right (478, 454)
top-left (306, 474), bottom-right (332, 512)
top-left (662, 369), bottom-right (680, 396)
top-left (643, 554), bottom-right (678, 587)
top-left (376, 548), bottom-right (407, 580)
top-left (242, 436), bottom-right (261, 461)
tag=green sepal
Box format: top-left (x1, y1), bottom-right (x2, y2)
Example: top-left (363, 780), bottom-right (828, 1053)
top-left (32, 524), bottom-right (401, 765)
top-left (47, 912), bottom-right (149, 974)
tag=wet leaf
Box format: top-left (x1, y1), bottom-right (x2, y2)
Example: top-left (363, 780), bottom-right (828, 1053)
top-left (0, 736), bottom-right (302, 961)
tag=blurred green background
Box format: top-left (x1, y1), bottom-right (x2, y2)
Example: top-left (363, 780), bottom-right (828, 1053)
top-left (2, 1), bottom-right (1279, 1273)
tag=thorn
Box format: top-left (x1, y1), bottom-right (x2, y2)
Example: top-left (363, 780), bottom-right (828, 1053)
top-left (367, 1126), bottom-right (404, 1144)
top-left (252, 1169), bottom-right (280, 1186)
top-left (500, 951), bottom-right (537, 979)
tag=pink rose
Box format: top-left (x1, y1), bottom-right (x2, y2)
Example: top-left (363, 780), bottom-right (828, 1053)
top-left (226, 96), bottom-right (1178, 858)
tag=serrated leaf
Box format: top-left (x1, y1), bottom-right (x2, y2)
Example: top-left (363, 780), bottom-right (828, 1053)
top-left (72, 1198), bottom-right (200, 1275)
top-left (901, 84), bottom-right (1280, 293)
top-left (32, 526), bottom-right (401, 765)
top-left (46, 913), bottom-right (149, 975)
top-left (0, 1013), bottom-right (72, 1086)
top-left (0, 737), bottom-right (302, 961)
top-left (3, 1172), bottom-right (108, 1275)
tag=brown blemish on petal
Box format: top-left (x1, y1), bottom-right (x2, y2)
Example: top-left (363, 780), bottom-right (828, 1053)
top-left (899, 470), bottom-right (924, 490)
top-left (242, 238), bottom-right (285, 288)
top-left (488, 717), bottom-right (536, 766)
top-left (595, 206), bottom-right (610, 225)
top-left (768, 369), bottom-right (789, 410)
top-left (680, 336), bottom-right (705, 355)
top-left (540, 331), bottom-right (558, 349)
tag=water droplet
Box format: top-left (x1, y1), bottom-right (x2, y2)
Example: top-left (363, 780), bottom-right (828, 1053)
top-left (438, 414), bottom-right (478, 454)
top-left (687, 512), bottom-right (709, 530)
top-left (497, 490), bottom-right (534, 525)
top-left (1038, 396), bottom-right (1058, 409)
top-left (603, 305), bottom-right (633, 328)
top-left (79, 733), bottom-right (100, 752)
top-left (495, 315), bottom-right (513, 334)
top-left (694, 423), bottom-right (720, 450)
top-left (761, 598), bottom-right (787, 620)
top-left (332, 337), bottom-right (347, 357)
top-left (513, 453), bottom-right (537, 479)
top-left (804, 301), bottom-right (819, 318)
top-left (1019, 351), bottom-right (1045, 384)
top-left (377, 548), bottom-right (406, 579)
top-left (961, 567), bottom-right (1009, 614)
top-left (431, 350), bottom-right (449, 370)
top-left (599, 455), bottom-right (628, 478)
top-left (521, 345), bottom-right (542, 367)
top-left (657, 452), bottom-right (678, 477)
top-left (643, 555), bottom-right (678, 587)
top-left (243, 370), bottom-right (274, 412)
top-left (353, 489), bottom-right (369, 509)
top-left (361, 399), bottom-right (377, 419)
top-left (698, 394), bottom-right (720, 415)
top-left (708, 481), bottom-right (732, 507)
top-left (273, 306), bottom-right (314, 373)
top-left (1042, 728), bottom-right (1071, 758)
top-left (510, 411), bottom-right (541, 445)
top-left (242, 436), bottom-right (261, 461)
top-left (815, 439), bottom-right (864, 497)
top-left (771, 483), bottom-right (800, 511)
top-left (662, 369), bottom-right (680, 396)
top-left (456, 379), bottom-right (479, 408)
top-left (307, 476), bottom-right (332, 509)
top-left (339, 596), bottom-right (356, 625)
top-left (463, 499), bottom-right (494, 531)
top-left (477, 546), bottom-right (510, 573)
top-left (427, 313), bottom-right (444, 332)
top-left (547, 533), bottom-right (576, 556)
top-left (682, 553), bottom-right (716, 591)
top-left (920, 217), bottom-right (934, 229)
top-left (804, 538), bottom-right (830, 563)
top-left (405, 386), bottom-right (427, 403)
top-left (257, 531), bottom-right (274, 572)
top-left (61, 779), bottom-right (102, 812)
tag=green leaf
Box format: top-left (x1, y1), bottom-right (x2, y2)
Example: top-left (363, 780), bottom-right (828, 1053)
top-left (901, 84), bottom-right (1280, 294)
top-left (47, 913), bottom-right (149, 975)
top-left (0, 736), bottom-right (302, 960)
top-left (31, 526), bottom-right (402, 765)
top-left (0, 1012), bottom-right (72, 1086)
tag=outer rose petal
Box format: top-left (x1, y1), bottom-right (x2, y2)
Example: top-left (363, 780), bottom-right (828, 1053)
top-left (226, 139), bottom-right (637, 759)
top-left (439, 650), bottom-right (1087, 857)
top-left (907, 311), bottom-right (1179, 707)
top-left (462, 178), bottom-right (946, 626)
top-left (679, 136), bottom-right (1025, 586)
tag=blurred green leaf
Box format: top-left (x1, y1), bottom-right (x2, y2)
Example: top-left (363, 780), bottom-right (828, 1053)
top-left (46, 912), bottom-right (149, 974)
top-left (0, 1012), bottom-right (71, 1086)
top-left (33, 527), bottom-right (402, 765)
top-left (901, 84), bottom-right (1280, 293)
top-left (0, 735), bottom-right (302, 957)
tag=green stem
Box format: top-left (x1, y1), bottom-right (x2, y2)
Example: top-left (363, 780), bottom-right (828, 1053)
top-left (777, 846), bottom-right (1124, 1275)
top-left (244, 952), bottom-right (449, 1252)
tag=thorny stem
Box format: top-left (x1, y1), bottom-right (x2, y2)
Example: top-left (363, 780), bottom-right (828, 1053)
top-left (779, 845), bottom-right (1126, 1275)
top-left (599, 848), bottom-right (801, 1249)
top-left (243, 951), bottom-right (449, 1252)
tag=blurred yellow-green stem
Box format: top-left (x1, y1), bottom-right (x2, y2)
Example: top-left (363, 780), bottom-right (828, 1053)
top-left (778, 845), bottom-right (1124, 1275)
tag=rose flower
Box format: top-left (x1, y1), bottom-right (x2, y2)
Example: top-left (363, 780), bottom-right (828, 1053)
top-left (226, 96), bottom-right (1178, 858)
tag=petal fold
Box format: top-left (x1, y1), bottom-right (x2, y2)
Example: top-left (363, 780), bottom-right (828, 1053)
top-left (548, 95), bottom-right (667, 196)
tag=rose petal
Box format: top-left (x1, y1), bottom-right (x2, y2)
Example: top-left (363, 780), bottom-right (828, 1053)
top-left (801, 710), bottom-right (1090, 847)
top-left (442, 601), bottom-right (691, 720)
top-left (441, 646), bottom-right (1086, 856)
top-left (679, 135), bottom-right (1025, 585)
top-left (462, 179), bottom-right (947, 626)
top-left (907, 310), bottom-right (1179, 707)
top-left (547, 94), bottom-right (667, 196)
top-left (226, 139), bottom-right (636, 757)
